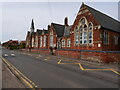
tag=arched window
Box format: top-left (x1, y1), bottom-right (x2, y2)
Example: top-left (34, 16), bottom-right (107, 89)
top-left (80, 18), bottom-right (85, 25)
top-left (75, 26), bottom-right (79, 33)
top-left (88, 23), bottom-right (93, 44)
top-left (75, 26), bottom-right (79, 45)
top-left (88, 23), bottom-right (93, 30)
top-left (84, 24), bottom-right (87, 31)
top-left (79, 25), bottom-right (83, 32)
top-left (74, 17), bottom-right (94, 45)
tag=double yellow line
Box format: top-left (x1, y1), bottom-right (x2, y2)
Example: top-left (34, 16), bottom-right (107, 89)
top-left (58, 60), bottom-right (120, 76)
top-left (1, 56), bottom-right (41, 90)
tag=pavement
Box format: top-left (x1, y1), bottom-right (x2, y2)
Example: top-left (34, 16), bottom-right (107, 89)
top-left (2, 62), bottom-right (26, 88)
top-left (1, 48), bottom-right (120, 89)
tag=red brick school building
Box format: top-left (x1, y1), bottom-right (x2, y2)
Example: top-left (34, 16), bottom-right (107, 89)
top-left (26, 3), bottom-right (120, 63)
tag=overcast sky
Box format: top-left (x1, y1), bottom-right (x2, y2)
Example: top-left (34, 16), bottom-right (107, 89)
top-left (1, 1), bottom-right (119, 43)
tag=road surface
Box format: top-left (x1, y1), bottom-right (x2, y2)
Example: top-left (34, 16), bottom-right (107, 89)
top-left (2, 48), bottom-right (119, 89)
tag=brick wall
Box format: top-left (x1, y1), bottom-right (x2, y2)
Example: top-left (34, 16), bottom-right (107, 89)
top-left (55, 49), bottom-right (120, 63)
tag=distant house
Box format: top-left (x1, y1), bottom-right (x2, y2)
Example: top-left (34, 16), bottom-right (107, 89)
top-left (2, 40), bottom-right (19, 49)
top-left (20, 41), bottom-right (26, 49)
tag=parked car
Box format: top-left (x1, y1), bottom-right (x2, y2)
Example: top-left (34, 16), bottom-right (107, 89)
top-left (4, 54), bottom-right (8, 57)
top-left (11, 54), bottom-right (15, 57)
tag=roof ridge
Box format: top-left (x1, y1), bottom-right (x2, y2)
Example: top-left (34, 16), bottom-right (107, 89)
top-left (52, 22), bottom-right (64, 26)
top-left (85, 4), bottom-right (120, 23)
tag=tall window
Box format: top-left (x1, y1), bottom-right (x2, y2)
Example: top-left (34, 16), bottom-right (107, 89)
top-left (82, 24), bottom-right (88, 44)
top-left (67, 39), bottom-right (71, 47)
top-left (32, 37), bottom-right (34, 47)
top-left (83, 32), bottom-right (87, 44)
top-left (36, 36), bottom-right (38, 47)
top-left (88, 32), bottom-right (92, 44)
top-left (80, 33), bottom-right (82, 44)
top-left (75, 34), bottom-right (79, 44)
top-left (103, 32), bottom-right (109, 44)
top-left (50, 31), bottom-right (53, 47)
top-left (88, 23), bottom-right (93, 44)
top-left (40, 36), bottom-right (42, 47)
top-left (44, 36), bottom-right (46, 47)
top-left (75, 26), bottom-right (79, 45)
top-left (62, 40), bottom-right (65, 47)
top-left (114, 36), bottom-right (118, 45)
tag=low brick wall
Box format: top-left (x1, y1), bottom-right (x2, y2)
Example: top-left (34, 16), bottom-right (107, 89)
top-left (22, 48), bottom-right (120, 63)
top-left (31, 49), bottom-right (50, 55)
top-left (21, 49), bottom-right (50, 55)
top-left (55, 49), bottom-right (120, 63)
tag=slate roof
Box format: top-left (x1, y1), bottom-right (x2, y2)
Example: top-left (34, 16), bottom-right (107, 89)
top-left (84, 4), bottom-right (120, 33)
top-left (52, 23), bottom-right (65, 37)
top-left (31, 32), bottom-right (36, 35)
top-left (36, 29), bottom-right (43, 35)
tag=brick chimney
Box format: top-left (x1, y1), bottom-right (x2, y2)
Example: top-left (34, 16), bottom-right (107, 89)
top-left (64, 17), bottom-right (68, 26)
top-left (48, 25), bottom-right (50, 30)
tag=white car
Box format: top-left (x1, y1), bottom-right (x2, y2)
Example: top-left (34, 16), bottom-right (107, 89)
top-left (11, 54), bottom-right (15, 56)
top-left (4, 54), bottom-right (8, 57)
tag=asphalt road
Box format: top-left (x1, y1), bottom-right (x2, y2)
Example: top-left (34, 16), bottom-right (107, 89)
top-left (2, 48), bottom-right (119, 88)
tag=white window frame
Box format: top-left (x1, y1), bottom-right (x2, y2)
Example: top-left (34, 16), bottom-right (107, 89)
top-left (74, 26), bottom-right (79, 45)
top-left (114, 36), bottom-right (118, 45)
top-left (62, 40), bottom-right (65, 47)
top-left (50, 30), bottom-right (53, 47)
top-left (67, 39), bottom-right (71, 47)
top-left (88, 31), bottom-right (93, 44)
top-left (40, 36), bottom-right (42, 47)
top-left (32, 37), bottom-right (34, 47)
top-left (103, 31), bottom-right (109, 44)
top-left (35, 36), bottom-right (38, 47)
top-left (88, 23), bottom-right (93, 44)
top-left (44, 36), bottom-right (46, 47)
top-left (83, 31), bottom-right (87, 44)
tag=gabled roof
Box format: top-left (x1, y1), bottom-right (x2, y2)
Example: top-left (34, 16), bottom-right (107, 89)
top-left (64, 25), bottom-right (72, 37)
top-left (52, 23), bottom-right (65, 37)
top-left (83, 4), bottom-right (120, 33)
